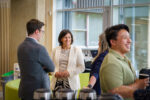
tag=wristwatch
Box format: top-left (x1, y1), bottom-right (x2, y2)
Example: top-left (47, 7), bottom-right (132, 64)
top-left (87, 84), bottom-right (92, 88)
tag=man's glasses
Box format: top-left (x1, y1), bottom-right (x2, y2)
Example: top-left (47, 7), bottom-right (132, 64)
top-left (40, 30), bottom-right (45, 34)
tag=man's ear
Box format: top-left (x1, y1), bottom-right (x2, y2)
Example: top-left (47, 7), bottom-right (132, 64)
top-left (110, 39), bottom-right (116, 46)
top-left (35, 29), bottom-right (40, 35)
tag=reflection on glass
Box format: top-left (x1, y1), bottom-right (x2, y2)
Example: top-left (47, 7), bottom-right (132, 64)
top-left (104, 0), bottom-right (111, 6)
top-left (72, 12), bottom-right (86, 29)
top-left (55, 0), bottom-right (150, 71)
top-left (89, 13), bottom-right (103, 46)
top-left (112, 0), bottom-right (150, 5)
top-left (72, 31), bottom-right (86, 46)
top-left (121, 6), bottom-right (149, 70)
top-left (56, 12), bottom-right (63, 46)
top-left (123, 0), bottom-right (150, 4)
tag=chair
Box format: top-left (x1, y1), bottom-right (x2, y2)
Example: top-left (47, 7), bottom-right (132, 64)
top-left (4, 74), bottom-right (89, 100)
top-left (79, 73), bottom-right (89, 89)
top-left (5, 79), bottom-right (21, 100)
top-left (5, 76), bottom-right (52, 100)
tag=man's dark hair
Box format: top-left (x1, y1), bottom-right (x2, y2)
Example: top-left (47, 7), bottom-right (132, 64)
top-left (58, 29), bottom-right (74, 46)
top-left (26, 19), bottom-right (44, 36)
top-left (105, 24), bottom-right (129, 47)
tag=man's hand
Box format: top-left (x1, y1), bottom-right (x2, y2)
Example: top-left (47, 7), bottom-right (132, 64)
top-left (109, 78), bottom-right (149, 98)
top-left (134, 78), bottom-right (149, 89)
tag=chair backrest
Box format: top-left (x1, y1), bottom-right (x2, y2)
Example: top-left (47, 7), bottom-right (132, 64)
top-left (79, 73), bottom-right (89, 89)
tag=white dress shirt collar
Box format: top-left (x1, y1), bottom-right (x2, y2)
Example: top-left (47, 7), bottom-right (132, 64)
top-left (27, 36), bottom-right (39, 43)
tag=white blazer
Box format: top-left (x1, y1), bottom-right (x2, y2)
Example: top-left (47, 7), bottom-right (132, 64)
top-left (50, 46), bottom-right (85, 90)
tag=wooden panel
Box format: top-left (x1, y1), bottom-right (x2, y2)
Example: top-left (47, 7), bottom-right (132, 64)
top-left (0, 0), bottom-right (10, 76)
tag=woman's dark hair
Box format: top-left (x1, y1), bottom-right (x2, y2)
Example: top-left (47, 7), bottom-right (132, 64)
top-left (105, 24), bottom-right (129, 47)
top-left (58, 29), bottom-right (74, 46)
top-left (26, 19), bottom-right (44, 36)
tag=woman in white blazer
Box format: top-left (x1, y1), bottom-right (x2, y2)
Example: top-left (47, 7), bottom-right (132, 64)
top-left (50, 29), bottom-right (85, 91)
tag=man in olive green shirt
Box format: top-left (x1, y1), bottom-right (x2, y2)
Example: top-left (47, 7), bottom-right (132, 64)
top-left (100, 24), bottom-right (149, 100)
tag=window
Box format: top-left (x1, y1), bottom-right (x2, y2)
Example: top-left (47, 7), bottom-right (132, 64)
top-left (54, 0), bottom-right (150, 71)
top-left (55, 0), bottom-right (104, 48)
top-left (112, 2), bottom-right (150, 70)
top-left (122, 6), bottom-right (149, 70)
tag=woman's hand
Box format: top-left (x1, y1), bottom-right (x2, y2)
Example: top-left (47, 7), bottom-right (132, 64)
top-left (55, 70), bottom-right (70, 78)
top-left (55, 72), bottom-right (62, 78)
top-left (62, 70), bottom-right (70, 78)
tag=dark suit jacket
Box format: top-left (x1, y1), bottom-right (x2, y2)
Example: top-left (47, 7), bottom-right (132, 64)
top-left (17, 38), bottom-right (55, 100)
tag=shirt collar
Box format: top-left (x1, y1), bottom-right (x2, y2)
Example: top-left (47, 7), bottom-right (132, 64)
top-left (109, 48), bottom-right (127, 61)
top-left (27, 36), bottom-right (39, 43)
top-left (109, 48), bottom-right (136, 78)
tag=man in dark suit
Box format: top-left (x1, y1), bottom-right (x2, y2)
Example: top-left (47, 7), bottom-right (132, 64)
top-left (17, 19), bottom-right (55, 100)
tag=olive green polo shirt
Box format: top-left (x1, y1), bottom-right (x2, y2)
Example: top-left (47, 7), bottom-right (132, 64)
top-left (100, 49), bottom-right (136, 100)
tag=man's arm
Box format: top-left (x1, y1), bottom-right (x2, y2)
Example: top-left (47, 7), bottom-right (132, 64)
top-left (109, 78), bottom-right (149, 98)
top-left (100, 63), bottom-right (149, 98)
top-left (39, 46), bottom-right (55, 72)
